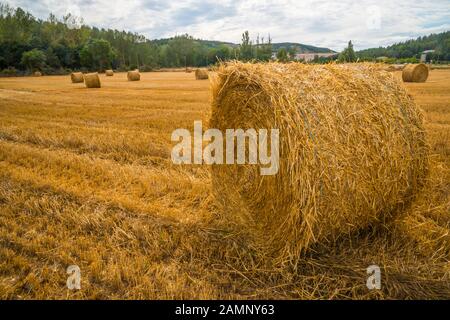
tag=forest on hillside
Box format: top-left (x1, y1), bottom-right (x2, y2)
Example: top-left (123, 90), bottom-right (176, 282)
top-left (357, 31), bottom-right (450, 62)
top-left (0, 4), bottom-right (274, 75)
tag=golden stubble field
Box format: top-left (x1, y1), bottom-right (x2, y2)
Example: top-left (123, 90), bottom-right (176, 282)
top-left (0, 70), bottom-right (449, 299)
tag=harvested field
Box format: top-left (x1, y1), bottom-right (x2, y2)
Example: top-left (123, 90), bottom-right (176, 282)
top-left (0, 70), bottom-right (449, 299)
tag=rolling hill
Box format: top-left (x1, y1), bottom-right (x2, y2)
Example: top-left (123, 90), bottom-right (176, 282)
top-left (152, 38), bottom-right (336, 54)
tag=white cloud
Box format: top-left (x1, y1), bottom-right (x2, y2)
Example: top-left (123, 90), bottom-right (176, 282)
top-left (5, 0), bottom-right (450, 50)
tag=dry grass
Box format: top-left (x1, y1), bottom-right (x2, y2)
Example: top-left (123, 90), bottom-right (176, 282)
top-left (0, 70), bottom-right (449, 299)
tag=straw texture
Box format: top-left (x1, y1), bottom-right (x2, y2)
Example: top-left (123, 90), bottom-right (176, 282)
top-left (195, 68), bottom-right (209, 80)
top-left (402, 63), bottom-right (429, 82)
top-left (211, 61), bottom-right (429, 267)
top-left (71, 72), bottom-right (84, 83)
top-left (127, 70), bottom-right (140, 81)
top-left (84, 72), bottom-right (101, 88)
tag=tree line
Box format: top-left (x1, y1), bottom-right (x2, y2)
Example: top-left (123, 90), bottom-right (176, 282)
top-left (0, 4), bottom-right (274, 75)
top-left (357, 31), bottom-right (450, 62)
top-left (1, 3), bottom-right (448, 76)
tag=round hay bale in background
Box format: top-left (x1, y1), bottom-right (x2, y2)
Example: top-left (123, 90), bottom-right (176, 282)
top-left (84, 72), bottom-right (101, 88)
top-left (402, 63), bottom-right (429, 82)
top-left (385, 64), bottom-right (404, 72)
top-left (385, 65), bottom-right (396, 72)
top-left (195, 68), bottom-right (209, 80)
top-left (211, 62), bottom-right (429, 266)
top-left (71, 72), bottom-right (84, 83)
top-left (105, 69), bottom-right (114, 76)
top-left (33, 71), bottom-right (42, 77)
top-left (127, 70), bottom-right (140, 81)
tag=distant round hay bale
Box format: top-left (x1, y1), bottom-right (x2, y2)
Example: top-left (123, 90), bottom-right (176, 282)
top-left (211, 62), bottom-right (429, 266)
top-left (402, 63), bottom-right (429, 82)
top-left (195, 68), bottom-right (209, 80)
top-left (186, 68), bottom-right (193, 73)
top-left (33, 71), bottom-right (42, 77)
top-left (385, 65), bottom-right (404, 72)
top-left (105, 69), bottom-right (114, 76)
top-left (127, 70), bottom-right (140, 81)
top-left (84, 72), bottom-right (101, 88)
top-left (71, 72), bottom-right (84, 83)
top-left (386, 65), bottom-right (396, 71)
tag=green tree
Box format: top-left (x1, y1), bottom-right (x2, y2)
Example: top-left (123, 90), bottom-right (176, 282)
top-left (0, 55), bottom-right (5, 69)
top-left (20, 49), bottom-right (46, 71)
top-left (276, 47), bottom-right (288, 62)
top-left (167, 34), bottom-right (196, 67)
top-left (207, 44), bottom-right (232, 64)
top-left (240, 31), bottom-right (253, 61)
top-left (255, 35), bottom-right (272, 61)
top-left (338, 40), bottom-right (356, 62)
top-left (45, 47), bottom-right (61, 68)
top-left (288, 46), bottom-right (297, 61)
top-left (80, 39), bottom-right (115, 70)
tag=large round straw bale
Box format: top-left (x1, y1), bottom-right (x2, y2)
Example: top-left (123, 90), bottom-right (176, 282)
top-left (84, 72), bottom-right (101, 88)
top-left (71, 72), bottom-right (84, 83)
top-left (127, 70), bottom-right (140, 81)
top-left (105, 69), bottom-right (114, 76)
top-left (195, 68), bottom-right (209, 80)
top-left (211, 62), bottom-right (429, 266)
top-left (402, 63), bottom-right (429, 82)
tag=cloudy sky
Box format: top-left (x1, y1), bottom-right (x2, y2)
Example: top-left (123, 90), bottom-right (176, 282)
top-left (5, 0), bottom-right (450, 51)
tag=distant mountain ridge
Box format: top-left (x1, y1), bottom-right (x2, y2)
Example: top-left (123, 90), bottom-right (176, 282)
top-left (271, 42), bottom-right (336, 53)
top-left (151, 38), bottom-right (336, 54)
